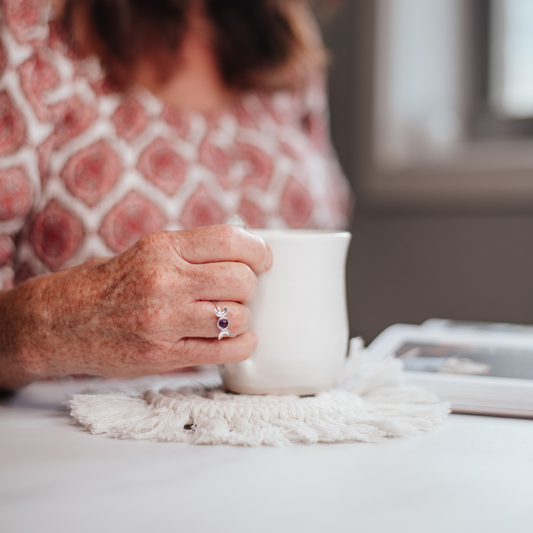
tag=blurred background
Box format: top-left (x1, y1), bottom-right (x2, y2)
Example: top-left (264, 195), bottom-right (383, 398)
top-left (320, 0), bottom-right (533, 342)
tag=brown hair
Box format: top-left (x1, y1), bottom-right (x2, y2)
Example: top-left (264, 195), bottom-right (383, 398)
top-left (63, 0), bottom-right (326, 92)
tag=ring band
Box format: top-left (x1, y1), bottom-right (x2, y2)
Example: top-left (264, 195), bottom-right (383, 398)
top-left (213, 302), bottom-right (231, 340)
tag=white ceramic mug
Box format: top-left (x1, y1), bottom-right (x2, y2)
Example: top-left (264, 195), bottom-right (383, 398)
top-left (219, 229), bottom-right (352, 395)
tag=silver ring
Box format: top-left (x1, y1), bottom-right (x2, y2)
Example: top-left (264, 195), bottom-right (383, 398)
top-left (213, 302), bottom-right (231, 340)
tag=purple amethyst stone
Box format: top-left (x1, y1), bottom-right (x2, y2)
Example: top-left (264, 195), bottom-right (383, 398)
top-left (218, 318), bottom-right (229, 330)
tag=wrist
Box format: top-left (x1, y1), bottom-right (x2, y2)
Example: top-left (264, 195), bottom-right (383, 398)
top-left (0, 276), bottom-right (51, 388)
top-left (0, 257), bottom-right (112, 389)
top-left (0, 265), bottom-right (90, 387)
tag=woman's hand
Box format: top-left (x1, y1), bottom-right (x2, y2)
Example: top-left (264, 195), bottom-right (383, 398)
top-left (0, 225), bottom-right (272, 389)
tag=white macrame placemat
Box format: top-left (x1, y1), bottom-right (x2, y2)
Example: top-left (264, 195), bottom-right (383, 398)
top-left (69, 342), bottom-right (450, 446)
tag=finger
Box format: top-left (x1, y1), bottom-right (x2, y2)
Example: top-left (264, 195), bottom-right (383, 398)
top-left (184, 262), bottom-right (257, 302)
top-left (175, 331), bottom-right (258, 366)
top-left (173, 225), bottom-right (273, 273)
top-left (181, 301), bottom-right (252, 338)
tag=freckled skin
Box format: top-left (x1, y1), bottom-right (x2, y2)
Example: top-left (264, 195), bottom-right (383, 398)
top-left (0, 225), bottom-right (272, 390)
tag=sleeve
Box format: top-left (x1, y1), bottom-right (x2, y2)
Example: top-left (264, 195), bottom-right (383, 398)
top-left (0, 2), bottom-right (50, 289)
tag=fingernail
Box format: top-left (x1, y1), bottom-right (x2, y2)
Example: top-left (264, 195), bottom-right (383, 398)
top-left (264, 246), bottom-right (273, 271)
top-left (251, 333), bottom-right (258, 350)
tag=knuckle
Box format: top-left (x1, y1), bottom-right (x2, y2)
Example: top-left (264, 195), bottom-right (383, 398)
top-left (179, 338), bottom-right (217, 366)
top-left (216, 225), bottom-right (242, 256)
top-left (143, 344), bottom-right (163, 364)
top-left (220, 264), bottom-right (255, 300)
top-left (170, 231), bottom-right (190, 259)
top-left (233, 305), bottom-right (251, 332)
top-left (135, 231), bottom-right (173, 258)
top-left (131, 235), bottom-right (177, 295)
top-left (142, 337), bottom-right (178, 366)
top-left (180, 264), bottom-right (204, 295)
top-left (143, 344), bottom-right (175, 368)
top-left (176, 340), bottom-right (194, 365)
top-left (234, 265), bottom-right (256, 300)
top-left (135, 231), bottom-right (157, 253)
top-left (207, 340), bottom-right (224, 364)
top-left (251, 235), bottom-right (269, 267)
top-left (231, 337), bottom-right (254, 363)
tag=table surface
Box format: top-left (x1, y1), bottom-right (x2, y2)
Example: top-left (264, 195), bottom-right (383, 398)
top-left (1, 378), bottom-right (532, 533)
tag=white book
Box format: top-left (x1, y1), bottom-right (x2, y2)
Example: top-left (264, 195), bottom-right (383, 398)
top-left (365, 322), bottom-right (533, 418)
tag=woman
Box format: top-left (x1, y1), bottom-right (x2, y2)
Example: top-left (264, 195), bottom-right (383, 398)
top-left (0, 0), bottom-right (351, 389)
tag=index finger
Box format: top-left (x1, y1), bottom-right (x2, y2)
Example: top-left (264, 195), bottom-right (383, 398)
top-left (172, 225), bottom-right (272, 273)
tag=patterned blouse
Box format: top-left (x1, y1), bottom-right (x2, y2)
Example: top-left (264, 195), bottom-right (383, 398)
top-left (0, 0), bottom-right (351, 291)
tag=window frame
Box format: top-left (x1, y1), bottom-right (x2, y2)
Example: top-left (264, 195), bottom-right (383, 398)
top-left (470, 0), bottom-right (533, 139)
top-left (330, 0), bottom-right (533, 214)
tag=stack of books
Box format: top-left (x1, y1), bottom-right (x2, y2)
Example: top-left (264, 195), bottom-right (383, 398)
top-left (366, 319), bottom-right (533, 418)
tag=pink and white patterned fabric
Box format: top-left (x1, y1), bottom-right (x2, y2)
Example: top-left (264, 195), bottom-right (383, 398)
top-left (0, 0), bottom-right (351, 290)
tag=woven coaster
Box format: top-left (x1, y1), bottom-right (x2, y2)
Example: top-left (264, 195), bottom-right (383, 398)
top-left (69, 358), bottom-right (450, 446)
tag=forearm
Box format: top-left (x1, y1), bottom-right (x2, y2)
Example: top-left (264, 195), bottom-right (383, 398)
top-left (0, 259), bottom-right (108, 390)
top-left (0, 276), bottom-right (50, 390)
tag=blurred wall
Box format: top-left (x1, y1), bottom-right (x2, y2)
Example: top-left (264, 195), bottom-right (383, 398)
top-left (321, 1), bottom-right (533, 343)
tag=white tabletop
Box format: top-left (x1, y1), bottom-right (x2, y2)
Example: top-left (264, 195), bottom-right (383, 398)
top-left (1, 378), bottom-right (532, 533)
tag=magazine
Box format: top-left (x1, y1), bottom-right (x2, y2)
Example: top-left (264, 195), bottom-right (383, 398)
top-left (365, 320), bottom-right (533, 418)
